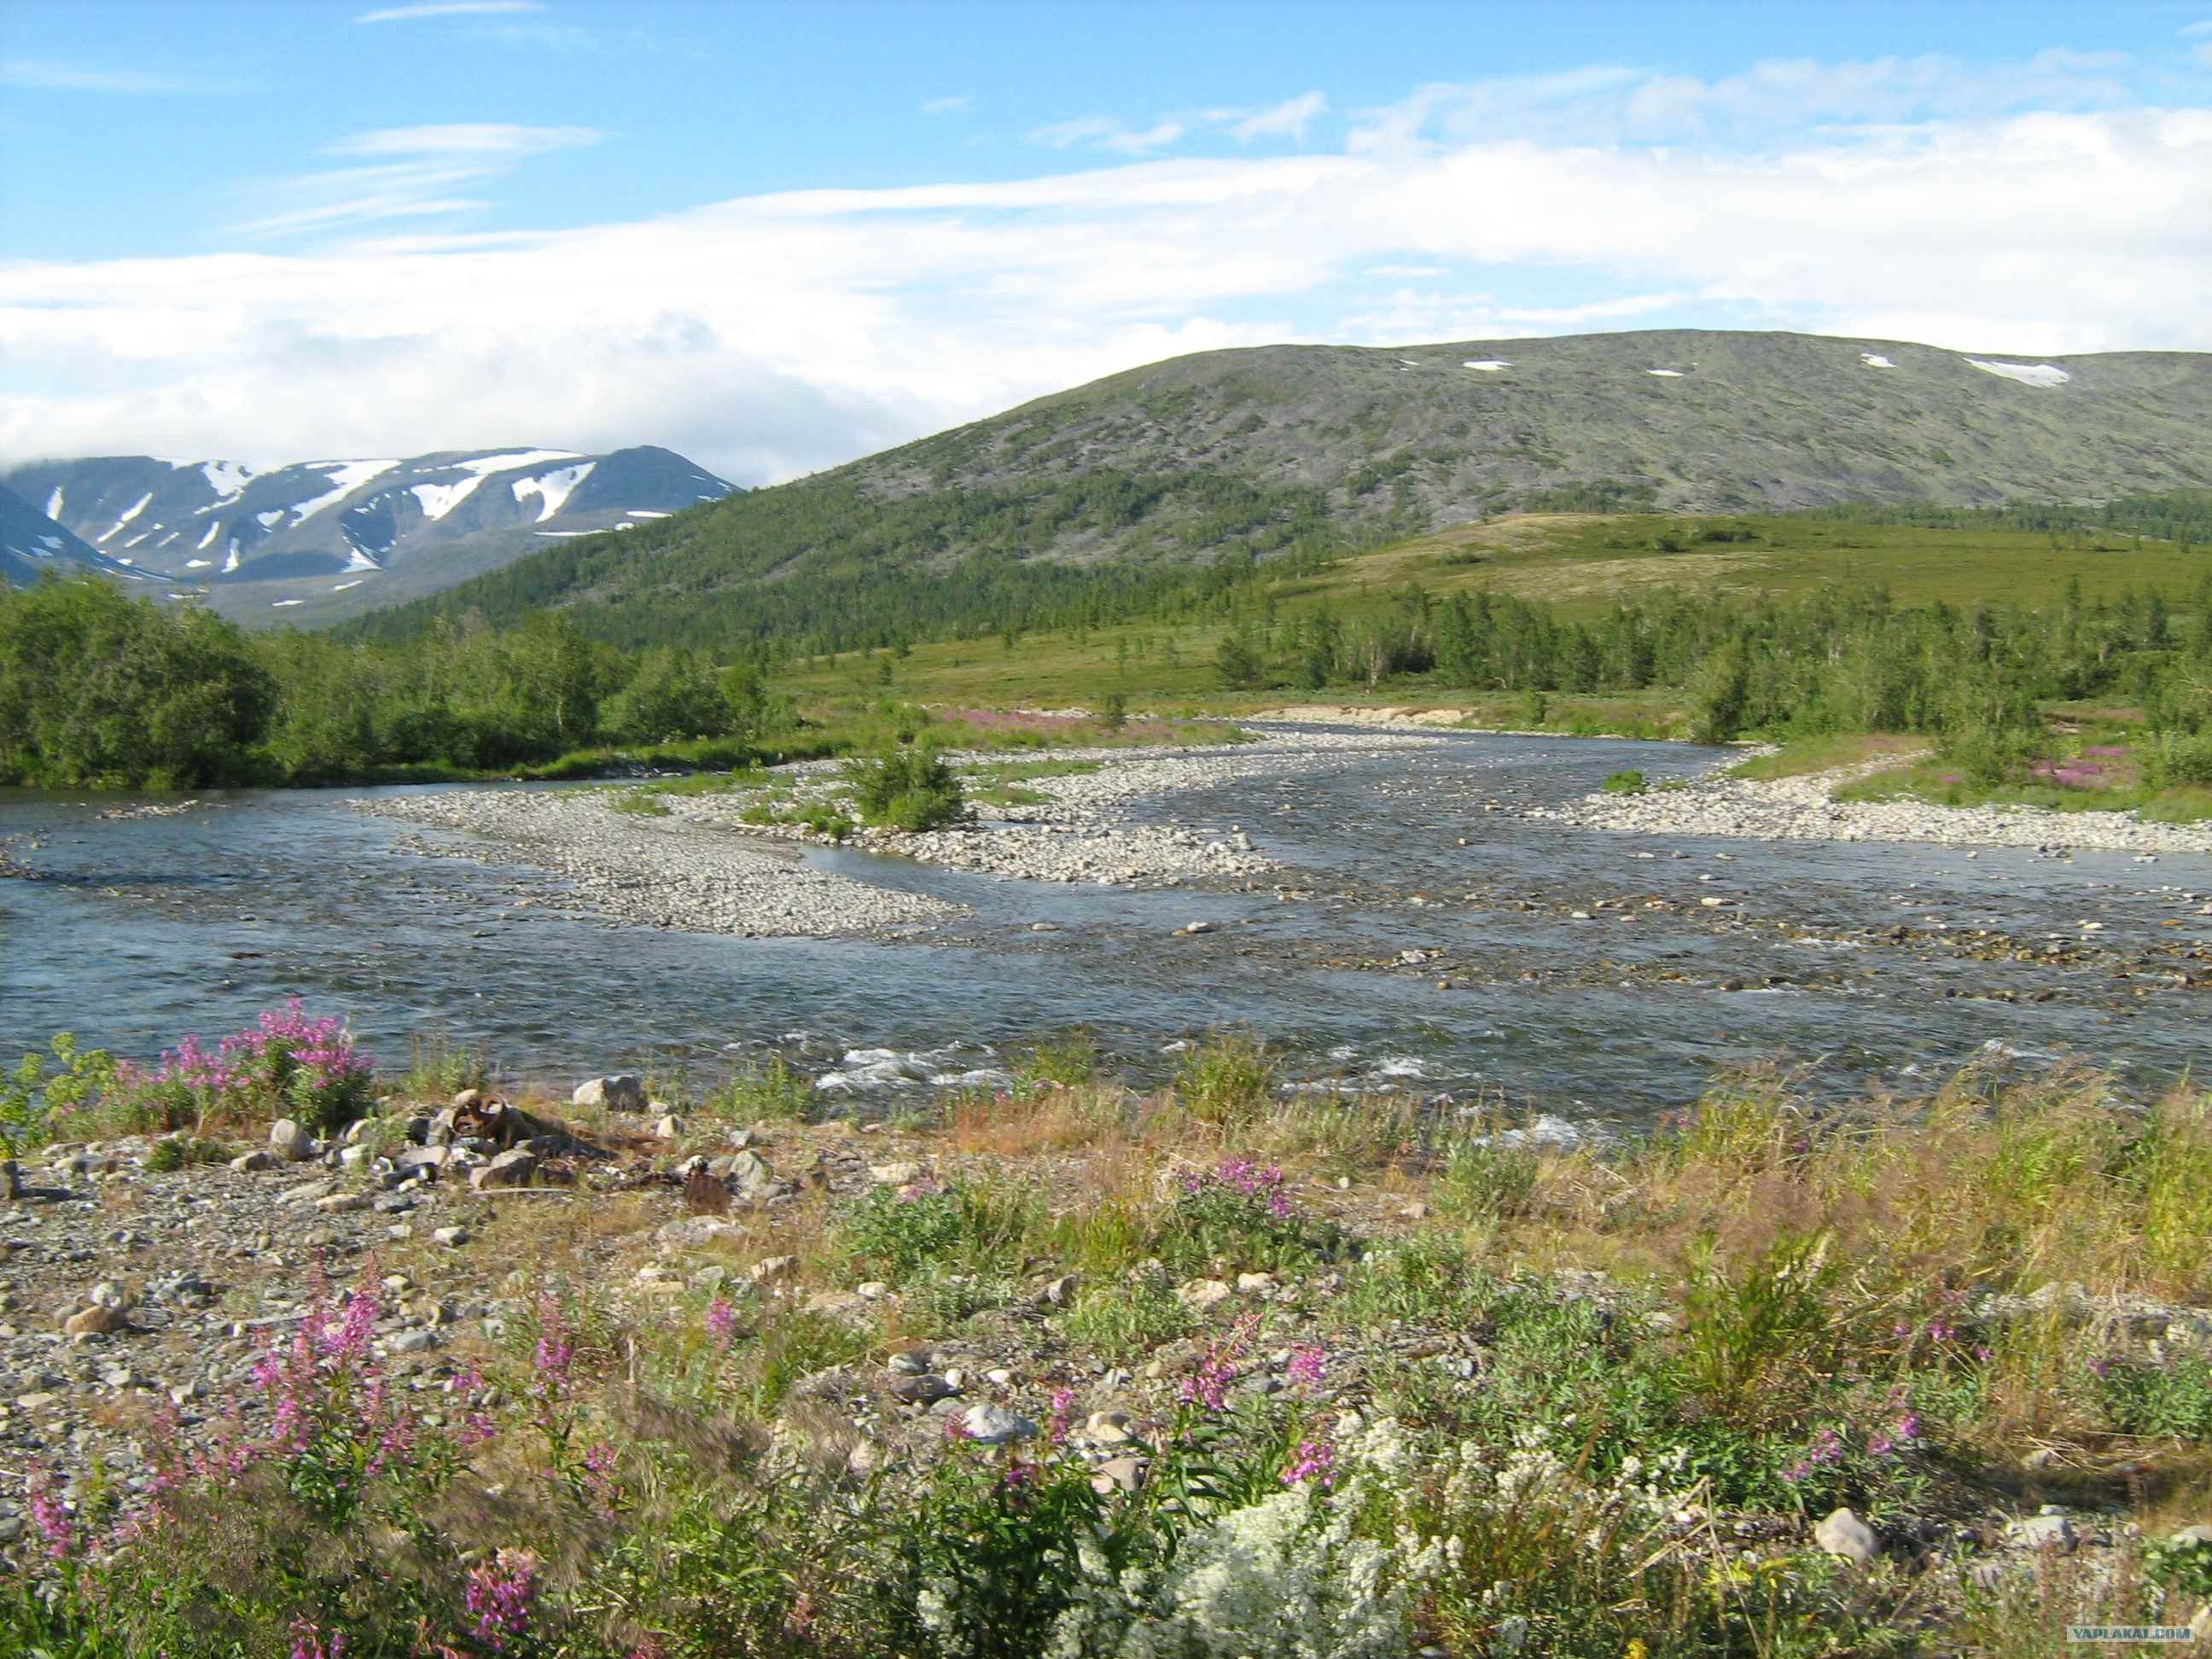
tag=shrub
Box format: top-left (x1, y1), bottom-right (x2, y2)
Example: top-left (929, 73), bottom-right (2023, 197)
top-left (834, 1177), bottom-right (1039, 1286)
top-left (845, 745), bottom-right (967, 832)
top-left (0, 1032), bottom-right (118, 1151)
top-left (1601, 769), bottom-right (1647, 795)
top-left (1161, 1157), bottom-right (1340, 1278)
top-left (1174, 1034), bottom-right (1278, 1132)
top-left (2089, 1349), bottom-right (2212, 1441)
top-left (707, 1053), bottom-right (812, 1121)
top-left (2144, 728), bottom-right (2212, 788)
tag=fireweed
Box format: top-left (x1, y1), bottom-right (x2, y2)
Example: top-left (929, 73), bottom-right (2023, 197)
top-left (90, 999), bottom-right (373, 1139)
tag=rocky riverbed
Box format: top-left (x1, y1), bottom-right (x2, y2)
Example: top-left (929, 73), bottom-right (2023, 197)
top-left (353, 728), bottom-right (1463, 936)
top-left (1533, 749), bottom-right (2212, 856)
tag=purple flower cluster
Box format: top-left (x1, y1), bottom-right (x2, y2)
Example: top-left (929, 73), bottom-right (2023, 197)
top-left (110, 999), bottom-right (371, 1131)
top-left (1182, 1157), bottom-right (1293, 1221)
top-left (26, 1470), bottom-right (73, 1562)
top-left (1281, 1435), bottom-right (1336, 1488)
top-left (463, 1548), bottom-right (541, 1652)
top-left (290, 1619), bottom-right (349, 1659)
top-left (1781, 1427), bottom-right (1844, 1484)
top-left (1179, 1318), bottom-right (1258, 1412)
top-left (1286, 1346), bottom-right (1326, 1389)
top-left (705, 1296), bottom-right (737, 1350)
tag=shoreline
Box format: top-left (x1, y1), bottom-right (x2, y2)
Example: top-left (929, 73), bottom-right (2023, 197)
top-left (1528, 748), bottom-right (2212, 855)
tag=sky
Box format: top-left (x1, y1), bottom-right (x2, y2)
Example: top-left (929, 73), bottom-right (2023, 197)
top-left (2, 0), bottom-right (2209, 485)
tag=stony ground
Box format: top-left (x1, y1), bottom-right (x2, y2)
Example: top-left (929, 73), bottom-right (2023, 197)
top-left (1532, 748), bottom-right (2212, 855)
top-left (6, 1080), bottom-right (2208, 1647)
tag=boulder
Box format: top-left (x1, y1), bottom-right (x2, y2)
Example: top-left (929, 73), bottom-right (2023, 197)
top-left (2009, 1514), bottom-right (2076, 1553)
top-left (959, 1403), bottom-right (1036, 1445)
top-left (269, 1120), bottom-right (316, 1162)
top-left (1813, 1508), bottom-right (1879, 1568)
top-left (572, 1074), bottom-right (644, 1112)
top-left (1090, 1454), bottom-right (1149, 1494)
top-left (890, 1373), bottom-right (958, 1405)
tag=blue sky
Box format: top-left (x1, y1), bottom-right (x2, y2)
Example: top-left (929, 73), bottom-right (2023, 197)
top-left (3, 0), bottom-right (2209, 480)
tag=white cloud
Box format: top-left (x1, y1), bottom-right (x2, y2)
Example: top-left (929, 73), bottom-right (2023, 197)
top-left (230, 124), bottom-right (600, 236)
top-left (920, 95), bottom-right (972, 116)
top-left (2182, 20), bottom-right (2212, 37)
top-left (327, 123), bottom-right (600, 158)
top-left (1027, 115), bottom-right (1187, 155)
top-left (0, 60), bottom-right (242, 94)
top-left (354, 1), bottom-right (542, 21)
top-left (2, 74), bottom-right (2208, 486)
top-left (1365, 264), bottom-right (1448, 278)
top-left (1220, 91), bottom-right (1328, 143)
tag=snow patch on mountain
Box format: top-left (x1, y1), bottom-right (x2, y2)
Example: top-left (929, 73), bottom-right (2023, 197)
top-left (222, 540), bottom-right (241, 573)
top-left (1966, 358), bottom-right (2070, 387)
top-left (410, 476), bottom-right (486, 521)
top-left (44, 488), bottom-right (62, 521)
top-left (195, 521), bottom-right (220, 551)
top-left (342, 549), bottom-right (381, 573)
top-left (512, 462), bottom-right (595, 523)
top-left (98, 493), bottom-right (154, 543)
top-left (456, 449), bottom-right (582, 477)
top-left (290, 460), bottom-right (399, 523)
top-left (200, 460), bottom-right (256, 503)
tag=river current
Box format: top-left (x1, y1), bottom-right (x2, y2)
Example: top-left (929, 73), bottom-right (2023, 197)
top-left (4, 727), bottom-right (2207, 1132)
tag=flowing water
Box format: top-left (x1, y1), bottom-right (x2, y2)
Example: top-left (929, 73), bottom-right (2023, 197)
top-left (5, 727), bottom-right (2208, 1131)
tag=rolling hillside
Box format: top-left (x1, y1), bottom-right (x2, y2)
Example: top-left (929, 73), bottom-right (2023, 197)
top-left (348, 327), bottom-right (2211, 650)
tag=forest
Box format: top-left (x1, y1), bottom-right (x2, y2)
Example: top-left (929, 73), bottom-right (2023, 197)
top-left (13, 520), bottom-right (2212, 791)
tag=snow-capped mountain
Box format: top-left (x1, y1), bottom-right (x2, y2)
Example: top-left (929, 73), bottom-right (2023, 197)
top-left (0, 445), bottom-right (736, 620)
top-left (0, 483), bottom-right (157, 589)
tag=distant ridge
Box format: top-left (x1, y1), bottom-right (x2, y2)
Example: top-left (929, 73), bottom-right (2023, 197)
top-left (0, 445), bottom-right (736, 623)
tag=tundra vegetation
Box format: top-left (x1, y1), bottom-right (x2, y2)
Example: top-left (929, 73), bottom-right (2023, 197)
top-left (2, 1014), bottom-right (2209, 1654)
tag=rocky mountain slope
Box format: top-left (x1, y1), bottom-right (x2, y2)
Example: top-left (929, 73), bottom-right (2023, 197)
top-left (1, 445), bottom-right (735, 622)
top-left (343, 329), bottom-right (2212, 648)
top-left (887, 329), bottom-right (2211, 527)
top-left (0, 483), bottom-right (152, 589)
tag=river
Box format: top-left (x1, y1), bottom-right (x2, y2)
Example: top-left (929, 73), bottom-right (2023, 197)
top-left (4, 726), bottom-right (2207, 1131)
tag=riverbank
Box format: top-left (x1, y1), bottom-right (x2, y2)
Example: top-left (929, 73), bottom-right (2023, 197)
top-left (3, 1030), bottom-right (2207, 1655)
top-left (1534, 745), bottom-right (2212, 855)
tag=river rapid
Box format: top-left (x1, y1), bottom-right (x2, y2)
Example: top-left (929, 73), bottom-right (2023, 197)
top-left (5, 725), bottom-right (2209, 1133)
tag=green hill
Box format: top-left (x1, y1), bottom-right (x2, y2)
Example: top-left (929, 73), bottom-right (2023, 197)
top-left (346, 329), bottom-right (2212, 653)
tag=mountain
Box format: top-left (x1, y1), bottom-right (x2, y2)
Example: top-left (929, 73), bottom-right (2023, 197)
top-left (342, 329), bottom-right (2212, 651)
top-left (0, 483), bottom-right (156, 589)
top-left (0, 445), bottom-right (736, 623)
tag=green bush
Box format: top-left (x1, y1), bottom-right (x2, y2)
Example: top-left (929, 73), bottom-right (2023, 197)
top-left (844, 745), bottom-right (966, 832)
top-left (1173, 1034), bottom-right (1278, 1132)
top-left (2144, 729), bottom-right (2212, 788)
top-left (1601, 769), bottom-right (1647, 795)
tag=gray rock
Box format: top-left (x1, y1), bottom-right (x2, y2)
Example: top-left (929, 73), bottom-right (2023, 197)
top-left (2009, 1514), bottom-right (2077, 1552)
top-left (387, 1330), bottom-right (437, 1355)
top-left (1813, 1508), bottom-right (1879, 1567)
top-left (1091, 1454), bottom-right (1149, 1493)
top-left (725, 1150), bottom-right (783, 1202)
top-left (269, 1121), bottom-right (316, 1162)
top-left (959, 1403), bottom-right (1036, 1445)
top-left (571, 1074), bottom-right (644, 1112)
top-left (890, 1373), bottom-right (957, 1405)
top-left (2170, 1523), bottom-right (2212, 1546)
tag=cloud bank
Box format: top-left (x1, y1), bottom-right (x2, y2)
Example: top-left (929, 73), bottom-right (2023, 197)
top-left (3, 60), bottom-right (2209, 483)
